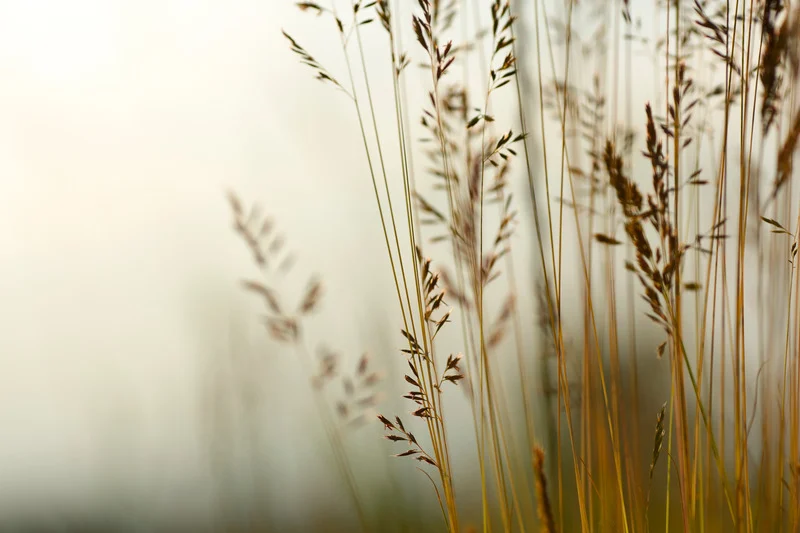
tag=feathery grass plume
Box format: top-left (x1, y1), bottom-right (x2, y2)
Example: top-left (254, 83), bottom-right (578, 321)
top-left (378, 414), bottom-right (437, 467)
top-left (485, 294), bottom-right (514, 349)
top-left (604, 139), bottom-right (671, 335)
top-left (691, 0), bottom-right (743, 84)
top-left (760, 216), bottom-right (798, 265)
top-left (229, 191), bottom-right (309, 343)
top-left (282, 30), bottom-right (352, 98)
top-left (377, 244), bottom-right (462, 528)
top-left (316, 350), bottom-right (384, 429)
top-left (228, 190), bottom-right (377, 531)
top-left (759, 0), bottom-right (788, 133)
top-left (411, 3), bottom-right (533, 530)
top-left (771, 107), bottom-right (800, 201)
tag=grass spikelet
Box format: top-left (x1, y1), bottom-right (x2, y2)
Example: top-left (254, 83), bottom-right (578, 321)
top-left (646, 401), bottom-right (668, 514)
top-left (771, 107), bottom-right (800, 201)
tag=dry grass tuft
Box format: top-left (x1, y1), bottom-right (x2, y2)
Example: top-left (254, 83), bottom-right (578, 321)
top-left (232, 0), bottom-right (800, 530)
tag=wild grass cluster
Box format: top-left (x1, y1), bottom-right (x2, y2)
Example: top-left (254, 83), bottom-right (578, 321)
top-left (230, 0), bottom-right (800, 531)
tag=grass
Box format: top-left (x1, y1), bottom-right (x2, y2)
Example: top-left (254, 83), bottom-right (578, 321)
top-left (230, 0), bottom-right (800, 531)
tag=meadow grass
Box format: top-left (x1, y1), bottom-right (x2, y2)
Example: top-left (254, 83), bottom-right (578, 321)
top-left (231, 1), bottom-right (800, 531)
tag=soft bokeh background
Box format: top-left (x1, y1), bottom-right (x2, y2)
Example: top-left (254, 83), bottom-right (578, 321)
top-left (0, 0), bottom-right (392, 528)
top-left (0, 0), bottom-right (773, 531)
top-left (0, 1), bottom-right (483, 529)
